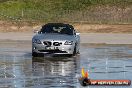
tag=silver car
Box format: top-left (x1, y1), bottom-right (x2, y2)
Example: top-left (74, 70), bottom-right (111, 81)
top-left (32, 23), bottom-right (80, 57)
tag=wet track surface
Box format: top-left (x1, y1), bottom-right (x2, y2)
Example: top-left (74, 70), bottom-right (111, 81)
top-left (0, 41), bottom-right (132, 88)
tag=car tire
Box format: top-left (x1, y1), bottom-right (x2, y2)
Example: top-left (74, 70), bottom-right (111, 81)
top-left (32, 52), bottom-right (38, 57)
top-left (77, 48), bottom-right (80, 54)
top-left (73, 44), bottom-right (77, 56)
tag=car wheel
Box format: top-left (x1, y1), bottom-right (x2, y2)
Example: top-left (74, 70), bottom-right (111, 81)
top-left (73, 44), bottom-right (77, 56)
top-left (32, 52), bottom-right (38, 57)
top-left (77, 51), bottom-right (80, 54)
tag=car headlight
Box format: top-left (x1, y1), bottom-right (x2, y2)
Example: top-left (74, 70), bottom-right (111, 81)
top-left (33, 39), bottom-right (41, 44)
top-left (64, 41), bottom-right (73, 45)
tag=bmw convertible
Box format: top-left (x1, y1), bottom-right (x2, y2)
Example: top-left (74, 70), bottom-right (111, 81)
top-left (32, 23), bottom-right (80, 57)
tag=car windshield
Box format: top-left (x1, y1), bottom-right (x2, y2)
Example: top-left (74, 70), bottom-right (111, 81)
top-left (40, 24), bottom-right (73, 35)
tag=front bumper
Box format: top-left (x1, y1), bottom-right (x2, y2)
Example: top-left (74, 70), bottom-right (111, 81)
top-left (32, 43), bottom-right (75, 54)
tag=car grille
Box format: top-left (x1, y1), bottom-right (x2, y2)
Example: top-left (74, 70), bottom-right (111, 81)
top-left (38, 49), bottom-right (67, 53)
top-left (53, 42), bottom-right (62, 46)
top-left (43, 41), bottom-right (52, 46)
top-left (43, 41), bottom-right (62, 46)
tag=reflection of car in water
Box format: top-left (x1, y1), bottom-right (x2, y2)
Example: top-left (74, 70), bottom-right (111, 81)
top-left (32, 56), bottom-right (80, 87)
top-left (32, 23), bottom-right (80, 57)
top-left (32, 57), bottom-right (79, 76)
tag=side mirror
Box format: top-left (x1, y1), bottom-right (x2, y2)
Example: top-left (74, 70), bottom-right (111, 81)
top-left (34, 30), bottom-right (39, 34)
top-left (76, 33), bottom-right (80, 35)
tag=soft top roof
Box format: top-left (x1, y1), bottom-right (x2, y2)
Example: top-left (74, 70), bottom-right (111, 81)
top-left (42, 23), bottom-right (74, 29)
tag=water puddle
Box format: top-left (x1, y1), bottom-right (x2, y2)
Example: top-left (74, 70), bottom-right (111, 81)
top-left (0, 41), bottom-right (132, 88)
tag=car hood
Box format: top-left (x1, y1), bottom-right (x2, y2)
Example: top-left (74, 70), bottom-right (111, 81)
top-left (33, 33), bottom-right (75, 41)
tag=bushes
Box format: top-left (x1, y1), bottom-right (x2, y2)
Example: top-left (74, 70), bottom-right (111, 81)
top-left (0, 0), bottom-right (132, 24)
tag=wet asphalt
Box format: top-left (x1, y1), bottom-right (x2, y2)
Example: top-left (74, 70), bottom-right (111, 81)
top-left (0, 40), bottom-right (132, 88)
